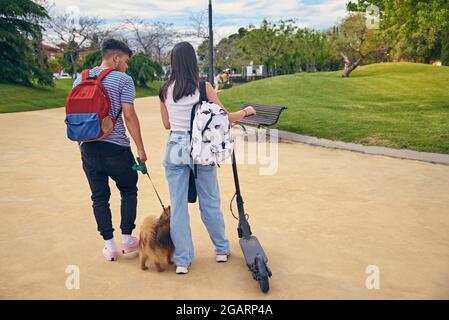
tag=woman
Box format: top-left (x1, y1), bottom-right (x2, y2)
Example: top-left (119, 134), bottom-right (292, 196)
top-left (158, 42), bottom-right (256, 274)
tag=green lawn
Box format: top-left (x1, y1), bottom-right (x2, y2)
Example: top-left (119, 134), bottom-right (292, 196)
top-left (0, 79), bottom-right (163, 113)
top-left (2, 63), bottom-right (448, 154)
top-left (219, 62), bottom-right (449, 154)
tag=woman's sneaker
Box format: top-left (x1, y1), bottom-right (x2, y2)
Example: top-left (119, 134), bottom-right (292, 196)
top-left (175, 265), bottom-right (190, 274)
top-left (216, 253), bottom-right (230, 262)
top-left (102, 247), bottom-right (118, 262)
top-left (122, 236), bottom-right (139, 254)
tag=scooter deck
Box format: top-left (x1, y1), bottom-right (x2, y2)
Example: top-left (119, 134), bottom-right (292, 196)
top-left (239, 235), bottom-right (268, 265)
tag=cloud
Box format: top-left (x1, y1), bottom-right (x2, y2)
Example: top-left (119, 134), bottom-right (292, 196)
top-left (49, 0), bottom-right (349, 42)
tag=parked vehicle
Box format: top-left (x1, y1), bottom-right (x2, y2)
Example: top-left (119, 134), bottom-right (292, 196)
top-left (53, 72), bottom-right (71, 79)
top-left (59, 73), bottom-right (72, 79)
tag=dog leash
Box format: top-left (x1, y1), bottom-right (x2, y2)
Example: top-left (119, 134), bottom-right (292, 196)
top-left (132, 158), bottom-right (166, 211)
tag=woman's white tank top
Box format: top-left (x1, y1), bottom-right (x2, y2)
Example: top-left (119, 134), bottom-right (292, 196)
top-left (166, 82), bottom-right (200, 131)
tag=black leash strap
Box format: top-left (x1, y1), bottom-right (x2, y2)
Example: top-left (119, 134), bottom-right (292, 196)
top-left (133, 158), bottom-right (166, 210)
top-left (145, 171), bottom-right (166, 211)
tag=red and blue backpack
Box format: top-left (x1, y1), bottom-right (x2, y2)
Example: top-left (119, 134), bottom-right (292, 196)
top-left (64, 68), bottom-right (121, 142)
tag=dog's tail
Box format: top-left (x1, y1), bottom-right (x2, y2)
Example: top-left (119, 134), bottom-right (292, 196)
top-left (139, 216), bottom-right (157, 250)
top-left (139, 230), bottom-right (146, 251)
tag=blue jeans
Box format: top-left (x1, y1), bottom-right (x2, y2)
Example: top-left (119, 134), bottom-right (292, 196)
top-left (163, 131), bottom-right (230, 267)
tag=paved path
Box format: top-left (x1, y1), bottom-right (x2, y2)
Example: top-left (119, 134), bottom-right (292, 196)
top-left (1, 96), bottom-right (448, 299)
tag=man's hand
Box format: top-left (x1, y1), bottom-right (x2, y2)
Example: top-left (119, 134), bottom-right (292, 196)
top-left (138, 148), bottom-right (147, 163)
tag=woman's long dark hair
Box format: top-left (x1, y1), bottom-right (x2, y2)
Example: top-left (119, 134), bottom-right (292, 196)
top-left (159, 42), bottom-right (200, 103)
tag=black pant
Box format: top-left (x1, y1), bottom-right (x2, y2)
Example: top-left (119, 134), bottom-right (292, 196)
top-left (81, 141), bottom-right (138, 240)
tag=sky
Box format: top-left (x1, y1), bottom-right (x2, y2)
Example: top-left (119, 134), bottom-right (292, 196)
top-left (50, 0), bottom-right (349, 42)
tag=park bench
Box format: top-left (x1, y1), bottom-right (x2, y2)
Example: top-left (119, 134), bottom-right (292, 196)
top-left (235, 103), bottom-right (287, 134)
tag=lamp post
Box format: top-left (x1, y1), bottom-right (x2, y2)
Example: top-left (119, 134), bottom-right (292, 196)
top-left (208, 0), bottom-right (214, 84)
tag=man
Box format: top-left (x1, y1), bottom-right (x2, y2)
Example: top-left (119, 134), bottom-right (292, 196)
top-left (214, 73), bottom-right (221, 92)
top-left (72, 39), bottom-right (147, 261)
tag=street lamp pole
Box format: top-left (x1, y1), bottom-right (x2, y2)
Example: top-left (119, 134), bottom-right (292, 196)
top-left (208, 0), bottom-right (214, 84)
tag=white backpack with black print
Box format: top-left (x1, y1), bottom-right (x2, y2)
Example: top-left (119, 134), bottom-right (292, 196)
top-left (189, 81), bottom-right (234, 166)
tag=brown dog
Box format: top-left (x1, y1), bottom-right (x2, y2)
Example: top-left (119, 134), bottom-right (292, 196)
top-left (139, 206), bottom-right (175, 272)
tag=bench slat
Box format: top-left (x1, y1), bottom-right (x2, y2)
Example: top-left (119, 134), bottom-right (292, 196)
top-left (236, 103), bottom-right (287, 128)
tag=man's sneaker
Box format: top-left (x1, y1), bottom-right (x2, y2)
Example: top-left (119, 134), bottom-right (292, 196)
top-left (216, 253), bottom-right (230, 262)
top-left (121, 236), bottom-right (139, 254)
top-left (103, 247), bottom-right (118, 262)
top-left (175, 265), bottom-right (189, 274)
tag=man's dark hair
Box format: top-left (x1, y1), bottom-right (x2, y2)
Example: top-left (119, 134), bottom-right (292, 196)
top-left (101, 39), bottom-right (133, 58)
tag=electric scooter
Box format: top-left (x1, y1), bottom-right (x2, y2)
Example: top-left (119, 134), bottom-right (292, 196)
top-left (231, 150), bottom-right (272, 293)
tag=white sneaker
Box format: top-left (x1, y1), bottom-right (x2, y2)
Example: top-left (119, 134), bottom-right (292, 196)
top-left (176, 265), bottom-right (189, 274)
top-left (216, 253), bottom-right (230, 262)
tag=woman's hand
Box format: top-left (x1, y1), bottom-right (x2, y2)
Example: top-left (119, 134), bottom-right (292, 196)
top-left (243, 106), bottom-right (256, 116)
top-left (203, 81), bottom-right (256, 122)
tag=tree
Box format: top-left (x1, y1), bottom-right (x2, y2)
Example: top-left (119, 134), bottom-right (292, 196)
top-left (0, 0), bottom-right (53, 85)
top-left (127, 52), bottom-right (163, 87)
top-left (48, 11), bottom-right (103, 77)
top-left (292, 28), bottom-right (338, 73)
top-left (126, 19), bottom-right (179, 64)
top-left (80, 50), bottom-right (102, 70)
top-left (48, 57), bottom-right (60, 70)
top-left (186, 10), bottom-right (209, 40)
top-left (347, 0), bottom-right (385, 13)
top-left (334, 13), bottom-right (388, 77)
top-left (240, 19), bottom-right (296, 76)
top-left (347, 0), bottom-right (449, 64)
top-left (29, 0), bottom-right (54, 86)
top-left (387, 0), bottom-right (449, 63)
top-left (126, 18), bottom-right (155, 55)
top-left (198, 29), bottom-right (250, 73)
top-left (442, 30), bottom-right (449, 65)
top-left (151, 22), bottom-right (179, 64)
top-left (57, 40), bottom-right (80, 76)
top-left (201, 21), bottom-right (340, 77)
top-left (197, 38), bottom-right (209, 72)
top-left (88, 28), bottom-right (119, 51)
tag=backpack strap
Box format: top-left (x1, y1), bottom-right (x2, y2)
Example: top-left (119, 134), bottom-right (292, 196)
top-left (95, 68), bottom-right (121, 121)
top-left (189, 104), bottom-right (198, 179)
top-left (96, 68), bottom-right (115, 82)
top-left (189, 80), bottom-right (208, 180)
top-left (80, 67), bottom-right (115, 83)
top-left (199, 81), bottom-right (214, 135)
top-left (201, 113), bottom-right (215, 136)
top-left (190, 81), bottom-right (208, 140)
top-left (190, 105), bottom-right (196, 140)
top-left (199, 80), bottom-right (208, 102)
top-left (80, 68), bottom-right (122, 121)
top-left (81, 69), bottom-right (90, 82)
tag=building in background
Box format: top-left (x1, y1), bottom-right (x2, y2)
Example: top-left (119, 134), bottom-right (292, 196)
top-left (243, 64), bottom-right (267, 81)
top-left (41, 42), bottom-right (91, 76)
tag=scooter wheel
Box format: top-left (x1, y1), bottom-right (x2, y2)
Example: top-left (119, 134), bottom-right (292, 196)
top-left (255, 254), bottom-right (270, 293)
top-left (259, 276), bottom-right (270, 293)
